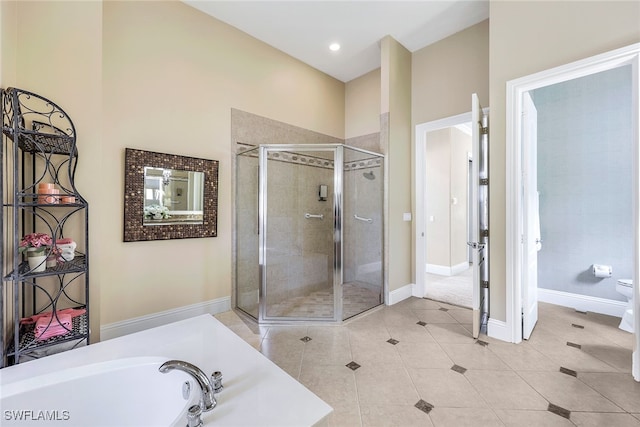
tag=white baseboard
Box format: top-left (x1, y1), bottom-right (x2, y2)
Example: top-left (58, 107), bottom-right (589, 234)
top-left (426, 262), bottom-right (469, 276)
top-left (411, 283), bottom-right (423, 298)
top-left (487, 318), bottom-right (512, 343)
top-left (387, 283), bottom-right (414, 305)
top-left (538, 288), bottom-right (627, 318)
top-left (100, 297), bottom-right (231, 341)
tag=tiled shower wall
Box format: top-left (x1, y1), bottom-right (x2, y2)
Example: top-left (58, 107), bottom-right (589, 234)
top-left (534, 65), bottom-right (633, 302)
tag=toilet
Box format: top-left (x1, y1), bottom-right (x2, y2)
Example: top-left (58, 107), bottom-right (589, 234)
top-left (616, 279), bottom-right (634, 333)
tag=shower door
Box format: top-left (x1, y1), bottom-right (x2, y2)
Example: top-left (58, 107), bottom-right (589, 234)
top-left (342, 146), bottom-right (384, 320)
top-left (260, 146), bottom-right (338, 321)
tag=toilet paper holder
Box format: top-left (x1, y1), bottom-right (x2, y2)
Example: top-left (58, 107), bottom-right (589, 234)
top-left (592, 264), bottom-right (612, 278)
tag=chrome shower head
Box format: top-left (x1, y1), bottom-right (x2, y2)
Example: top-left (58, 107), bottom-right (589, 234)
top-left (363, 171), bottom-right (375, 180)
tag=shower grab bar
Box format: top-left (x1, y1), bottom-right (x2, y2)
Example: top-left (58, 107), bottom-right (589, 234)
top-left (354, 214), bottom-right (372, 223)
top-left (304, 213), bottom-right (324, 219)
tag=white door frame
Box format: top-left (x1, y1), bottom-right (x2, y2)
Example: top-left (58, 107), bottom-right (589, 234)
top-left (506, 43), bottom-right (640, 381)
top-left (414, 110), bottom-right (486, 298)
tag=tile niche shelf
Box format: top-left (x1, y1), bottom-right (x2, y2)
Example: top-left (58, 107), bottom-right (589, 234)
top-left (1, 87), bottom-right (90, 367)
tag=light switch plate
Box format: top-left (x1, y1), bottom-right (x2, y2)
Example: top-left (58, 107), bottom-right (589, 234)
top-left (403, 213), bottom-right (412, 221)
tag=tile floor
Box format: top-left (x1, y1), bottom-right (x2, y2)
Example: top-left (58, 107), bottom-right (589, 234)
top-left (215, 298), bottom-right (640, 427)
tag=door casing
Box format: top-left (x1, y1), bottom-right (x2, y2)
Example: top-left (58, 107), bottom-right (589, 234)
top-left (415, 112), bottom-right (472, 299)
top-left (414, 109), bottom-right (488, 301)
top-left (506, 43), bottom-right (640, 381)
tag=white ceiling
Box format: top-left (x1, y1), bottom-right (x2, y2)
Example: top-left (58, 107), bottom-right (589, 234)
top-left (183, 1), bottom-right (489, 82)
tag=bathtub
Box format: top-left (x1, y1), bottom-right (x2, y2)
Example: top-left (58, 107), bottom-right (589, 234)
top-left (0, 315), bottom-right (332, 426)
top-left (1, 357), bottom-right (195, 426)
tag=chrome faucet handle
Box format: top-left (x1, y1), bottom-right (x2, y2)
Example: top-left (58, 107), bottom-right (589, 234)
top-left (186, 404), bottom-right (203, 427)
top-left (211, 371), bottom-right (223, 394)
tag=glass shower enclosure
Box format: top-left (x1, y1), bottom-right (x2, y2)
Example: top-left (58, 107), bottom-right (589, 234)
top-left (235, 144), bottom-right (384, 322)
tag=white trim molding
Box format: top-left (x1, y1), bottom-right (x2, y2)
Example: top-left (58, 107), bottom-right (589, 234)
top-left (100, 297), bottom-right (231, 341)
top-left (538, 289), bottom-right (627, 318)
top-left (487, 318), bottom-right (511, 343)
top-left (387, 283), bottom-right (420, 305)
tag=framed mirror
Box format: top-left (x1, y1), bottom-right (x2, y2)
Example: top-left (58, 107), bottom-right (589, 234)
top-left (124, 148), bottom-right (218, 242)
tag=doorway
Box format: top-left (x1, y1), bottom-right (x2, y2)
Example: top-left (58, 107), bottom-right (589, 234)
top-left (412, 93), bottom-right (489, 338)
top-left (506, 43), bottom-right (640, 381)
top-left (423, 124), bottom-right (473, 307)
top-left (414, 112), bottom-right (472, 305)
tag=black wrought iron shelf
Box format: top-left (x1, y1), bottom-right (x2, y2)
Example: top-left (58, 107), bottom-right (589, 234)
top-left (3, 202), bottom-right (87, 209)
top-left (1, 87), bottom-right (90, 367)
top-left (1, 130), bottom-right (77, 156)
top-left (14, 201), bottom-right (88, 208)
top-left (2, 255), bottom-right (87, 282)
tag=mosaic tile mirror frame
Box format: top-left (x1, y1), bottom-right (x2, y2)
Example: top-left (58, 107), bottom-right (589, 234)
top-left (123, 148), bottom-right (219, 242)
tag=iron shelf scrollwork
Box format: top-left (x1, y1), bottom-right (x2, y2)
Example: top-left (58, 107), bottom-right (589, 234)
top-left (1, 87), bottom-right (90, 367)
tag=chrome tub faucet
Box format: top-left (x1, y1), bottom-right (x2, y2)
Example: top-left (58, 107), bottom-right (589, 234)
top-left (159, 359), bottom-right (219, 425)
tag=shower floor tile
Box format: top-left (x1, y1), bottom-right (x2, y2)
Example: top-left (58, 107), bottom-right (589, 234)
top-left (265, 282), bottom-right (381, 319)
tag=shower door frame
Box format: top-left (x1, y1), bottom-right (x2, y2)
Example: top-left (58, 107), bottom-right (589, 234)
top-left (257, 143), bottom-right (385, 324)
top-left (258, 144), bottom-right (344, 323)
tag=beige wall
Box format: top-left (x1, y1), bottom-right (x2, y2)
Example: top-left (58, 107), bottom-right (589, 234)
top-left (2, 0), bottom-right (345, 334)
top-left (0, 1), bottom-right (17, 87)
top-left (345, 68), bottom-right (381, 139)
top-left (449, 127), bottom-right (470, 266)
top-left (101, 1), bottom-right (343, 325)
top-left (425, 127), bottom-right (471, 269)
top-left (381, 36), bottom-right (412, 292)
top-left (412, 20), bottom-right (489, 125)
top-left (425, 128), bottom-right (451, 267)
top-left (489, 0), bottom-right (640, 322)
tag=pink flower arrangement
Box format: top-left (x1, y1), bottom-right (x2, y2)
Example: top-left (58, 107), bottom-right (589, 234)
top-left (19, 233), bottom-right (53, 254)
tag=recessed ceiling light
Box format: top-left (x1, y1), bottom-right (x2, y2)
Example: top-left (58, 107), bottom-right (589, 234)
top-left (329, 43), bottom-right (341, 52)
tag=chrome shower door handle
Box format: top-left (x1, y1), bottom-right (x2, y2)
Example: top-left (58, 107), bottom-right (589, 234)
top-left (354, 214), bottom-right (372, 223)
top-left (304, 213), bottom-right (324, 219)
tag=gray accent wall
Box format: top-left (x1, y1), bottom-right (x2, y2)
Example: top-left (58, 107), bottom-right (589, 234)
top-left (534, 65), bottom-right (633, 302)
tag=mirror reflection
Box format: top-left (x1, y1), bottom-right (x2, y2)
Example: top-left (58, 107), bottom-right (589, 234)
top-left (143, 167), bottom-right (204, 225)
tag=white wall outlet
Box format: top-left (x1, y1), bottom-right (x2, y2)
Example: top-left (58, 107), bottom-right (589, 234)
top-left (403, 212), bottom-right (412, 221)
